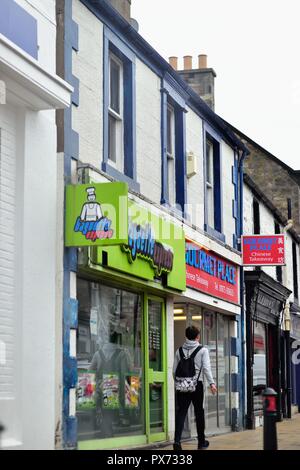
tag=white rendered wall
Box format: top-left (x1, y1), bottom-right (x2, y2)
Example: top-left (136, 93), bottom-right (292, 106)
top-left (0, 0), bottom-right (61, 450)
top-left (73, 0), bottom-right (104, 168)
top-left (222, 141), bottom-right (236, 246)
top-left (136, 59), bottom-right (162, 204)
top-left (186, 109), bottom-right (204, 228)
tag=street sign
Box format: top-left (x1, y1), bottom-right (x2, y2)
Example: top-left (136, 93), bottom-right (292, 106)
top-left (242, 234), bottom-right (285, 266)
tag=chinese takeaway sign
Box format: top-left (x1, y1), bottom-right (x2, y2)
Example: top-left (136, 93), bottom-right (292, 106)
top-left (242, 235), bottom-right (286, 266)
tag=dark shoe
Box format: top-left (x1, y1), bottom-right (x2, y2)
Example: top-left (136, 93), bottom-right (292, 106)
top-left (173, 442), bottom-right (182, 451)
top-left (198, 440), bottom-right (210, 449)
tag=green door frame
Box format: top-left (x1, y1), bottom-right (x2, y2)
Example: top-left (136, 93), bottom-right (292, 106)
top-left (144, 294), bottom-right (168, 444)
top-left (78, 291), bottom-right (168, 450)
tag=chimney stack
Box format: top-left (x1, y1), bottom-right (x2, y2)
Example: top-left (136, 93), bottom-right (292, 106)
top-left (183, 55), bottom-right (193, 70)
top-left (107, 0), bottom-right (131, 23)
top-left (175, 54), bottom-right (217, 110)
top-left (198, 54), bottom-right (208, 69)
top-left (169, 56), bottom-right (178, 70)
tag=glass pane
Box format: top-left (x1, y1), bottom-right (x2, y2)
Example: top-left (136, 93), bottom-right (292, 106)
top-left (110, 58), bottom-right (120, 114)
top-left (77, 280), bottom-right (144, 441)
top-left (167, 107), bottom-right (173, 156)
top-left (150, 383), bottom-right (164, 433)
top-left (108, 115), bottom-right (117, 163)
top-left (253, 321), bottom-right (267, 415)
top-left (203, 312), bottom-right (218, 432)
top-left (167, 159), bottom-right (176, 207)
top-left (148, 300), bottom-right (162, 372)
top-left (217, 315), bottom-right (231, 429)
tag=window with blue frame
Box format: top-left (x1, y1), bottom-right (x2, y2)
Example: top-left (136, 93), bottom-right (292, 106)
top-left (204, 129), bottom-right (223, 241)
top-left (103, 28), bottom-right (139, 192)
top-left (161, 80), bottom-right (186, 214)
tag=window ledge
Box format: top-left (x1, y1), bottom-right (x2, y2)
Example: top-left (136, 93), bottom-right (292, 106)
top-left (204, 224), bottom-right (226, 244)
top-left (102, 162), bottom-right (140, 193)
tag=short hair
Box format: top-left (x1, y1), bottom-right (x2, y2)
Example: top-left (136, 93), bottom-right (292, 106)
top-left (185, 325), bottom-right (200, 340)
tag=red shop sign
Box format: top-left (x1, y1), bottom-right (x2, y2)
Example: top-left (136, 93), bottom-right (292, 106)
top-left (186, 240), bottom-right (239, 305)
top-left (242, 235), bottom-right (285, 266)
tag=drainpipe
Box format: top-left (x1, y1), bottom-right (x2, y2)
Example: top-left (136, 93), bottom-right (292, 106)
top-left (284, 303), bottom-right (292, 418)
top-left (238, 148), bottom-right (249, 430)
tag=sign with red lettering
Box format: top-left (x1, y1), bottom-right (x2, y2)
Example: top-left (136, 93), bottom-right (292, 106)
top-left (186, 240), bottom-right (239, 305)
top-left (242, 235), bottom-right (286, 266)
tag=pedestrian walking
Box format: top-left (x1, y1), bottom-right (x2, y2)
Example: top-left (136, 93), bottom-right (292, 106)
top-left (173, 325), bottom-right (217, 451)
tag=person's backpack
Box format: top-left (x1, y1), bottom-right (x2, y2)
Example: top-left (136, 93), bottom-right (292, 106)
top-left (175, 345), bottom-right (202, 392)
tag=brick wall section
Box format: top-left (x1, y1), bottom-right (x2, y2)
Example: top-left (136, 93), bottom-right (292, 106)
top-left (243, 140), bottom-right (300, 234)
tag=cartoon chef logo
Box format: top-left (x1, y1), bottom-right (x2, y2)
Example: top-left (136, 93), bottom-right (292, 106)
top-left (74, 187), bottom-right (114, 242)
top-left (80, 187), bottom-right (103, 222)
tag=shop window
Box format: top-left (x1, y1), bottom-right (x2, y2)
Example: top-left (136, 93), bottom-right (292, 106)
top-left (253, 322), bottom-right (267, 415)
top-left (76, 279), bottom-right (144, 441)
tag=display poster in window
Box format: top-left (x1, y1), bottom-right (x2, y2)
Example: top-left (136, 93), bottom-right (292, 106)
top-left (125, 375), bottom-right (140, 409)
top-left (65, 182), bottom-right (128, 247)
top-left (102, 373), bottom-right (119, 409)
top-left (77, 371), bottom-right (96, 410)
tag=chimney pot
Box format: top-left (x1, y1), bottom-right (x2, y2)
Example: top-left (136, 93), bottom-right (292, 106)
top-left (198, 54), bottom-right (208, 69)
top-left (169, 56), bottom-right (178, 70)
top-left (183, 55), bottom-right (193, 70)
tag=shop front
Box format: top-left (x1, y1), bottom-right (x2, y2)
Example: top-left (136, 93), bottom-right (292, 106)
top-left (65, 182), bottom-right (186, 450)
top-left (173, 239), bottom-right (241, 437)
top-left (245, 270), bottom-right (291, 428)
top-left (290, 307), bottom-right (300, 413)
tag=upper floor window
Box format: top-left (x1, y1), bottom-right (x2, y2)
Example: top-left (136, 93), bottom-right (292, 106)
top-left (204, 131), bottom-right (222, 239)
top-left (108, 53), bottom-right (123, 171)
top-left (161, 81), bottom-right (186, 213)
top-left (206, 139), bottom-right (214, 228)
top-left (103, 27), bottom-right (139, 192)
top-left (167, 104), bottom-right (176, 206)
top-left (253, 199), bottom-right (260, 234)
top-left (292, 242), bottom-right (299, 300)
top-left (274, 221), bottom-right (283, 283)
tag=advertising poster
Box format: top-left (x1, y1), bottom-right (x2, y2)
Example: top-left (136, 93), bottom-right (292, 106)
top-left (77, 371), bottom-right (96, 410)
top-left (125, 375), bottom-right (140, 409)
top-left (102, 374), bottom-right (119, 409)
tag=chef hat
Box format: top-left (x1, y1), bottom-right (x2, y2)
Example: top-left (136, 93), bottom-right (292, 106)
top-left (86, 187), bottom-right (96, 196)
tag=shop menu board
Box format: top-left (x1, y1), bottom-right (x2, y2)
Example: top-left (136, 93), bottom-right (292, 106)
top-left (77, 371), bottom-right (96, 410)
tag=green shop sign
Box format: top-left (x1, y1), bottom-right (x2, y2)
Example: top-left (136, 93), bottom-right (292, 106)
top-left (93, 200), bottom-right (186, 291)
top-left (65, 182), bottom-right (128, 247)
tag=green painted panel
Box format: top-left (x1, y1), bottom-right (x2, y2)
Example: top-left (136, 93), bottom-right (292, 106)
top-left (65, 182), bottom-right (128, 247)
top-left (93, 200), bottom-right (186, 292)
top-left (78, 434), bottom-right (147, 450)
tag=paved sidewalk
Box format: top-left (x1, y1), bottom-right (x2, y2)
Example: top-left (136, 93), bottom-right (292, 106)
top-left (156, 414), bottom-right (300, 450)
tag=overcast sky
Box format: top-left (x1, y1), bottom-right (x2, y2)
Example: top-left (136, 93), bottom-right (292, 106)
top-left (132, 0), bottom-right (300, 170)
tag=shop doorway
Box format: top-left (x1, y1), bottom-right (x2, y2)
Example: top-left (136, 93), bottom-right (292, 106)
top-left (174, 304), bottom-right (232, 436)
top-left (76, 279), bottom-right (168, 449)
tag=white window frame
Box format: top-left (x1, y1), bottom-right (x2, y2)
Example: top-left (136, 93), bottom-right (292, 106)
top-left (167, 104), bottom-right (175, 160)
top-left (108, 52), bottom-right (124, 172)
